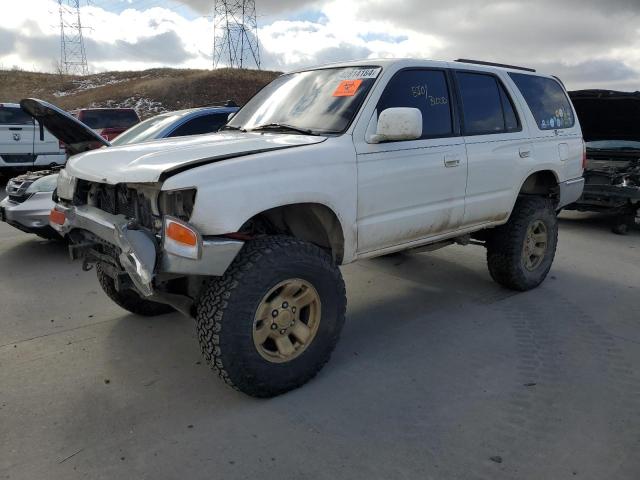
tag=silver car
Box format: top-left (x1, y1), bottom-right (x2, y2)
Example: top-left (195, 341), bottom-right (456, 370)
top-left (0, 99), bottom-right (238, 239)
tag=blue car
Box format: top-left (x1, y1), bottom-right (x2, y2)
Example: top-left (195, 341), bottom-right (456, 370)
top-left (110, 104), bottom-right (240, 146)
top-left (0, 102), bottom-right (240, 238)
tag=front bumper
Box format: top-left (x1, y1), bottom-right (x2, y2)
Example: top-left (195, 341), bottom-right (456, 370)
top-left (0, 192), bottom-right (59, 236)
top-left (51, 204), bottom-right (244, 297)
top-left (567, 182), bottom-right (640, 212)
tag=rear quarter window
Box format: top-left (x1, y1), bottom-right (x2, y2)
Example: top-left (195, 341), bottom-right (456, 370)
top-left (509, 73), bottom-right (575, 130)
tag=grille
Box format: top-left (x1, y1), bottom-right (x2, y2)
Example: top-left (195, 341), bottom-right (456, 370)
top-left (91, 183), bottom-right (155, 229)
top-left (5, 178), bottom-right (33, 203)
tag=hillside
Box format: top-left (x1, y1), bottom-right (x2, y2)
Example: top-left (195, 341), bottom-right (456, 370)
top-left (0, 68), bottom-right (280, 118)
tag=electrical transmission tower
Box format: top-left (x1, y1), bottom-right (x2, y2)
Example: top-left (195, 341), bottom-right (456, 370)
top-left (58, 0), bottom-right (89, 75)
top-left (212, 0), bottom-right (261, 69)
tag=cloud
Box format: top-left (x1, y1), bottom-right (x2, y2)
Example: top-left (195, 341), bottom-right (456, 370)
top-left (93, 31), bottom-right (195, 63)
top-left (0, 28), bottom-right (16, 56)
top-left (0, 0), bottom-right (639, 91)
top-left (176, 0), bottom-right (319, 16)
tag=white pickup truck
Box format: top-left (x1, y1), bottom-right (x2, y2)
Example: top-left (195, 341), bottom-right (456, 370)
top-left (0, 103), bottom-right (66, 174)
top-left (37, 58), bottom-right (585, 397)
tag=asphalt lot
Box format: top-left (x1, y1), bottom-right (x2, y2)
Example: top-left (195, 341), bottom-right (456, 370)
top-left (1, 186), bottom-right (638, 480)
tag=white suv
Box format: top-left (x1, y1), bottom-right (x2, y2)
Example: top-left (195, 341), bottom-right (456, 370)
top-left (0, 103), bottom-right (65, 174)
top-left (43, 58), bottom-right (585, 397)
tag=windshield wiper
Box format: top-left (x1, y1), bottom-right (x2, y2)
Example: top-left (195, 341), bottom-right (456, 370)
top-left (220, 125), bottom-right (246, 132)
top-left (249, 123), bottom-right (316, 135)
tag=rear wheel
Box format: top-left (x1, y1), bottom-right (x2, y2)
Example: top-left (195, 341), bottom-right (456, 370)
top-left (486, 197), bottom-right (558, 291)
top-left (96, 263), bottom-right (174, 316)
top-left (195, 236), bottom-right (347, 397)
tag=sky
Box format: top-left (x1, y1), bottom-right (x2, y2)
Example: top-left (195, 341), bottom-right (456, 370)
top-left (1, 0), bottom-right (639, 90)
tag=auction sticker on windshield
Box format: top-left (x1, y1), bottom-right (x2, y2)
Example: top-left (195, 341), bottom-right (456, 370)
top-left (338, 67), bottom-right (381, 80)
top-left (333, 79), bottom-right (363, 97)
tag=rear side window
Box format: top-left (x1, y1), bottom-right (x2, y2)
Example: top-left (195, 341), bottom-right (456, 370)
top-left (0, 107), bottom-right (33, 125)
top-left (456, 72), bottom-right (521, 135)
top-left (169, 113), bottom-right (228, 137)
top-left (79, 110), bottom-right (140, 129)
top-left (509, 73), bottom-right (575, 130)
top-left (377, 69), bottom-right (453, 139)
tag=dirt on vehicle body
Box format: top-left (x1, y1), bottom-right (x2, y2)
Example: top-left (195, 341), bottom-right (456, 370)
top-left (37, 59), bottom-right (584, 397)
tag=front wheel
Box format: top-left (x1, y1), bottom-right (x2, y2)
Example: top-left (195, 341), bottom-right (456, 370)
top-left (486, 197), bottom-right (558, 291)
top-left (96, 263), bottom-right (174, 316)
top-left (195, 236), bottom-right (347, 397)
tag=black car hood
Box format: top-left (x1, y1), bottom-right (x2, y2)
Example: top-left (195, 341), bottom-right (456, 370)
top-left (569, 90), bottom-right (640, 143)
top-left (19, 98), bottom-right (110, 156)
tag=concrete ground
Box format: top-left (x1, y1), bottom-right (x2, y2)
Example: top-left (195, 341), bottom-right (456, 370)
top-left (1, 188), bottom-right (638, 479)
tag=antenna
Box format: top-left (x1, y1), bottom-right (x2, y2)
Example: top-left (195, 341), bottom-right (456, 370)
top-left (212, 0), bottom-right (261, 70)
top-left (58, 0), bottom-right (89, 75)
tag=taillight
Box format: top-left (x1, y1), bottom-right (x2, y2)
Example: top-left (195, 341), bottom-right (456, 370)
top-left (582, 141), bottom-right (587, 170)
top-left (58, 140), bottom-right (66, 151)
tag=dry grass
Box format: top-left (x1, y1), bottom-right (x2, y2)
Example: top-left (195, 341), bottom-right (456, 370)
top-left (0, 68), bottom-right (280, 118)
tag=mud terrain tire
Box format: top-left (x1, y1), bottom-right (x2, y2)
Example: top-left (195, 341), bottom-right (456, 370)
top-left (96, 263), bottom-right (174, 316)
top-left (195, 235), bottom-right (347, 398)
top-left (486, 197), bottom-right (558, 291)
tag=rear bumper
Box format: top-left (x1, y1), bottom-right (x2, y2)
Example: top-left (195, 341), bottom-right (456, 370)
top-left (566, 183), bottom-right (640, 212)
top-left (0, 193), bottom-right (58, 236)
top-left (51, 204), bottom-right (244, 297)
top-left (558, 177), bottom-right (585, 209)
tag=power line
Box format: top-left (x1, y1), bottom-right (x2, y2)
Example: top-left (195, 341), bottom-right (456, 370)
top-left (212, 0), bottom-right (261, 70)
top-left (58, 0), bottom-right (89, 75)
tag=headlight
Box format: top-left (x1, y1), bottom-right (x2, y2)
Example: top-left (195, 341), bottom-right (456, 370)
top-left (56, 169), bottom-right (76, 200)
top-left (26, 174), bottom-right (59, 194)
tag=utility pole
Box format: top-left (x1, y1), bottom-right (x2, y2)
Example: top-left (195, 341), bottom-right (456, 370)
top-left (58, 0), bottom-right (89, 75)
top-left (212, 0), bottom-right (261, 69)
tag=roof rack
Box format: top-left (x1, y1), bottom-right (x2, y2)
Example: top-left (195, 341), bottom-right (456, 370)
top-left (455, 59), bottom-right (536, 73)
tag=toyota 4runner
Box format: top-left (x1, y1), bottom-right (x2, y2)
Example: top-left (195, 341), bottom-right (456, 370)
top-left (36, 59), bottom-right (585, 397)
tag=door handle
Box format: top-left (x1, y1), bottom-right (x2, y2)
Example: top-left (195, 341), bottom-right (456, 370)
top-left (444, 156), bottom-right (460, 168)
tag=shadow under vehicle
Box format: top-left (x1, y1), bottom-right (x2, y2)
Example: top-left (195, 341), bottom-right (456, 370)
top-left (566, 90), bottom-right (640, 234)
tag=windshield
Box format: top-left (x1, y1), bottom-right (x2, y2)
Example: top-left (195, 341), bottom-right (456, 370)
top-left (227, 66), bottom-right (381, 134)
top-left (586, 140), bottom-right (640, 151)
top-left (111, 112), bottom-right (182, 146)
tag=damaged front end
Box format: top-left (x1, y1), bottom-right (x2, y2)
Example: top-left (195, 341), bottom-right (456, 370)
top-left (567, 90), bottom-right (640, 230)
top-left (51, 176), bottom-right (243, 316)
top-left (570, 151), bottom-right (640, 213)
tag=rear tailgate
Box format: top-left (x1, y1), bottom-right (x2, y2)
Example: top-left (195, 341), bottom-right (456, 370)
top-left (0, 105), bottom-right (35, 164)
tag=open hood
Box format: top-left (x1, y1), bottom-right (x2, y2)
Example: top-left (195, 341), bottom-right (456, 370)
top-left (569, 90), bottom-right (640, 143)
top-left (19, 98), bottom-right (110, 155)
top-left (64, 130), bottom-right (327, 184)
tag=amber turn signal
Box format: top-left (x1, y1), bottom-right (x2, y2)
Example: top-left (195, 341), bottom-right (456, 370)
top-left (49, 208), bottom-right (66, 226)
top-left (166, 221), bottom-right (198, 246)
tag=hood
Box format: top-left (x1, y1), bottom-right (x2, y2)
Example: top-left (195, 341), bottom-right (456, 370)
top-left (19, 98), bottom-right (110, 155)
top-left (569, 90), bottom-right (640, 143)
top-left (64, 130), bottom-right (327, 184)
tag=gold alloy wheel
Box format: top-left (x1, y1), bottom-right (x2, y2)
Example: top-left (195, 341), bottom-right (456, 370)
top-left (252, 279), bottom-right (322, 363)
top-left (522, 220), bottom-right (548, 271)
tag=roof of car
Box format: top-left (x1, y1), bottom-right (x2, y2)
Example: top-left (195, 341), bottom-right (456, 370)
top-left (288, 57), bottom-right (551, 77)
top-left (71, 107), bottom-right (137, 112)
top-left (156, 105), bottom-right (240, 118)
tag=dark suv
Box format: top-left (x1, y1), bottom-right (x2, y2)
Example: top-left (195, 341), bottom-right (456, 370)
top-left (70, 108), bottom-right (140, 141)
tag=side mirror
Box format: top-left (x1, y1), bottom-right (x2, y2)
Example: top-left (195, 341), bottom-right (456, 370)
top-left (369, 107), bottom-right (422, 143)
